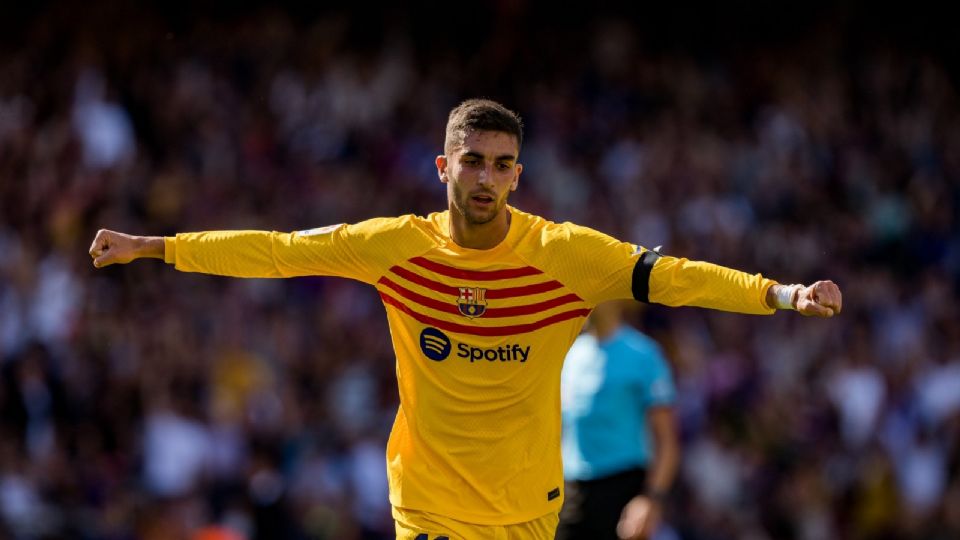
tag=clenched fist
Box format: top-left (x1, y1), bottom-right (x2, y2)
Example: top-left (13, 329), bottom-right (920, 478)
top-left (88, 229), bottom-right (164, 268)
top-left (796, 280), bottom-right (843, 317)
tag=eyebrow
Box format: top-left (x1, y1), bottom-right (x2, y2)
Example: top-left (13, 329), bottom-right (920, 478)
top-left (462, 151), bottom-right (517, 162)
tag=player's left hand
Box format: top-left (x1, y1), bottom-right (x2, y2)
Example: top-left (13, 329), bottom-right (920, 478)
top-left (796, 280), bottom-right (843, 317)
top-left (617, 495), bottom-right (661, 540)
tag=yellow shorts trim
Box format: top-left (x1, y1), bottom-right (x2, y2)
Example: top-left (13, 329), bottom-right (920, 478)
top-left (393, 506), bottom-right (559, 540)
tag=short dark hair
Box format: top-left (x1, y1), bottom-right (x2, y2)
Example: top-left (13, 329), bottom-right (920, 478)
top-left (444, 99), bottom-right (523, 154)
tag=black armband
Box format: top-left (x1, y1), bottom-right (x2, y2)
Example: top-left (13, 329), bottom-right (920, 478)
top-left (631, 249), bottom-right (662, 303)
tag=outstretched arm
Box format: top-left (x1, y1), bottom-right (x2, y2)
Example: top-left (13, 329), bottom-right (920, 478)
top-left (88, 219), bottom-right (409, 283)
top-left (638, 252), bottom-right (843, 318)
top-left (89, 229), bottom-right (165, 267)
top-left (89, 228), bottom-right (314, 278)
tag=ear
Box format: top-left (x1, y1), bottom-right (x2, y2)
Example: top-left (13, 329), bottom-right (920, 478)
top-left (436, 155), bottom-right (449, 184)
top-left (510, 163), bottom-right (522, 191)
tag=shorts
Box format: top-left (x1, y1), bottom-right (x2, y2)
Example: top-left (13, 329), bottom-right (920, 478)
top-left (393, 506), bottom-right (559, 540)
top-left (556, 467), bottom-right (648, 540)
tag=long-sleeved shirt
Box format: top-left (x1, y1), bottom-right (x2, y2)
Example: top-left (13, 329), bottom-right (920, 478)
top-left (162, 205), bottom-right (776, 525)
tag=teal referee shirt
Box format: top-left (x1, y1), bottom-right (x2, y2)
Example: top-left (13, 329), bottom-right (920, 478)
top-left (560, 325), bottom-right (676, 481)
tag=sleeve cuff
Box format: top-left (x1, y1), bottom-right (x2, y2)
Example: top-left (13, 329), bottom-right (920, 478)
top-left (759, 280), bottom-right (777, 313)
top-left (163, 236), bottom-right (177, 264)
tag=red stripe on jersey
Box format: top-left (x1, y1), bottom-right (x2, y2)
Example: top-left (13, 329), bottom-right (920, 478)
top-left (378, 277), bottom-right (584, 318)
top-left (379, 292), bottom-right (591, 336)
top-left (390, 266), bottom-right (460, 295)
top-left (486, 280), bottom-right (567, 299)
top-left (379, 276), bottom-right (459, 315)
top-left (485, 293), bottom-right (583, 317)
top-left (388, 266), bottom-right (572, 300)
top-left (409, 257), bottom-right (543, 280)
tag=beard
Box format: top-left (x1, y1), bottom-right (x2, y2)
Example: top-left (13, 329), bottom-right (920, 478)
top-left (451, 181), bottom-right (508, 225)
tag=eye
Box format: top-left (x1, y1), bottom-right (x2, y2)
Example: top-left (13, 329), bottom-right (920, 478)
top-left (463, 158), bottom-right (480, 167)
top-left (497, 163), bottom-right (512, 171)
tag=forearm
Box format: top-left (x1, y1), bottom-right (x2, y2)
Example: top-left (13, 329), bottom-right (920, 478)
top-left (646, 433), bottom-right (679, 497)
top-left (165, 230), bottom-right (287, 278)
top-left (646, 255), bottom-right (841, 317)
top-left (166, 229), bottom-right (376, 280)
top-left (648, 256), bottom-right (776, 314)
top-left (645, 408), bottom-right (679, 498)
top-left (137, 236), bottom-right (166, 259)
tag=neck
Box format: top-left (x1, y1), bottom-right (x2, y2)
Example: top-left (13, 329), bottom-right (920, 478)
top-left (448, 206), bottom-right (512, 250)
top-left (590, 318), bottom-right (620, 341)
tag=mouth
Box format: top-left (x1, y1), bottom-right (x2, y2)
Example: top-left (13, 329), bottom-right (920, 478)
top-left (470, 193), bottom-right (496, 207)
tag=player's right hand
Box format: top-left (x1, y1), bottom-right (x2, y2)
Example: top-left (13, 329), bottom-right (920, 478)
top-left (89, 229), bottom-right (140, 268)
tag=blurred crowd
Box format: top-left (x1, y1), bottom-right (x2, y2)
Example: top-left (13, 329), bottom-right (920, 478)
top-left (1, 2), bottom-right (959, 539)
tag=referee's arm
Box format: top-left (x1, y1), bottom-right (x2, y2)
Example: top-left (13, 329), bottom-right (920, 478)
top-left (616, 405), bottom-right (679, 540)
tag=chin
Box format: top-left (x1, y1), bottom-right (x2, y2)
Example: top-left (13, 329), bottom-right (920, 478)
top-left (465, 211), bottom-right (498, 225)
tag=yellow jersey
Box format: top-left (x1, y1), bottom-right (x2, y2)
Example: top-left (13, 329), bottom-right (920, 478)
top-left (163, 206), bottom-right (776, 524)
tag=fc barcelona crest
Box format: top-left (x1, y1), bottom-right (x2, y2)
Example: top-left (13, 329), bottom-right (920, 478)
top-left (458, 286), bottom-right (488, 318)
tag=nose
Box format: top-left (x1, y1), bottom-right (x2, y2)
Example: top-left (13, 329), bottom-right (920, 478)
top-left (477, 164), bottom-right (494, 186)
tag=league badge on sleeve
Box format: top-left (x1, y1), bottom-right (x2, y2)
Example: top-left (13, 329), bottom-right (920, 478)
top-left (297, 224), bottom-right (344, 237)
top-left (457, 286), bottom-right (487, 318)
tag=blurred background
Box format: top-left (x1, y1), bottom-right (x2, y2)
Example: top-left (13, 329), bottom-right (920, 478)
top-left (1, 1), bottom-right (959, 539)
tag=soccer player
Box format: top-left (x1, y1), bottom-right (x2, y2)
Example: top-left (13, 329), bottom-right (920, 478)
top-left (558, 301), bottom-right (678, 540)
top-left (89, 99), bottom-right (842, 540)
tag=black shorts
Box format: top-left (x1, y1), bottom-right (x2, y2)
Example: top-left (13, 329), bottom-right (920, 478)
top-left (556, 467), bottom-right (648, 540)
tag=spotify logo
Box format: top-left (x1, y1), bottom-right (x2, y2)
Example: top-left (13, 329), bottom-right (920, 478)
top-left (419, 327), bottom-right (452, 361)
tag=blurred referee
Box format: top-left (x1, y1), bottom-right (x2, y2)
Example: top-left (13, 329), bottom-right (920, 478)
top-left (559, 301), bottom-right (679, 540)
